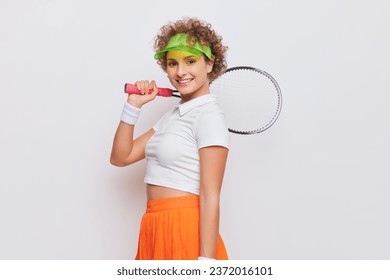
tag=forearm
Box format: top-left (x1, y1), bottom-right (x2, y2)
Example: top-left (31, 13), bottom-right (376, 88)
top-left (199, 194), bottom-right (220, 258)
top-left (110, 80), bottom-right (159, 167)
top-left (110, 122), bottom-right (135, 166)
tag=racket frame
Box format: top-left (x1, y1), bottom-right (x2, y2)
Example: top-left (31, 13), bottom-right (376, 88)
top-left (218, 66), bottom-right (282, 135)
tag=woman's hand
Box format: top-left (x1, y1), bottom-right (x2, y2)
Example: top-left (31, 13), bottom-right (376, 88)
top-left (127, 80), bottom-right (159, 108)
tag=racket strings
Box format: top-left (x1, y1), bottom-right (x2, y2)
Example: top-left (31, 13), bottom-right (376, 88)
top-left (211, 68), bottom-right (281, 134)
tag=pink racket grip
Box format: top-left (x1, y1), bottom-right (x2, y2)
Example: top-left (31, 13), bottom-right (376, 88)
top-left (124, 83), bottom-right (173, 97)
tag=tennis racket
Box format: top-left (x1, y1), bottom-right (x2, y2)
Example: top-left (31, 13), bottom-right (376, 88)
top-left (124, 66), bottom-right (282, 135)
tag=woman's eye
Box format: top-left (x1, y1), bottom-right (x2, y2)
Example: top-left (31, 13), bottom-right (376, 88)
top-left (187, 59), bottom-right (196, 64)
top-left (167, 61), bottom-right (177, 67)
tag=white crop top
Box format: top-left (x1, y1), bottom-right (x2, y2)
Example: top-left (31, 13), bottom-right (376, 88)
top-left (144, 94), bottom-right (229, 195)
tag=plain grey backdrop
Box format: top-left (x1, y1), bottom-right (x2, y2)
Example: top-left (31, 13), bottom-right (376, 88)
top-left (1, 0), bottom-right (389, 259)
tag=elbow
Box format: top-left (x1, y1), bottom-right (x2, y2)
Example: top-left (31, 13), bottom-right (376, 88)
top-left (110, 156), bottom-right (126, 167)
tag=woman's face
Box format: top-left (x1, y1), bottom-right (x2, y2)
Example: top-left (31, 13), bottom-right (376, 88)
top-left (166, 50), bottom-right (213, 102)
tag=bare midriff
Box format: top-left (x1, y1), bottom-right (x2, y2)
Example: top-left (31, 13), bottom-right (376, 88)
top-left (146, 183), bottom-right (197, 200)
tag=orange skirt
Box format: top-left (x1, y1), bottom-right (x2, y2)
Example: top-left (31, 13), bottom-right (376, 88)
top-left (135, 195), bottom-right (228, 260)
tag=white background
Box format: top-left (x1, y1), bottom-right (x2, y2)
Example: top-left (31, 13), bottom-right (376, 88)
top-left (0, 0), bottom-right (389, 259)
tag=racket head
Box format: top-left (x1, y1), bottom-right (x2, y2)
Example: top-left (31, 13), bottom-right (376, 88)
top-left (210, 66), bottom-right (282, 135)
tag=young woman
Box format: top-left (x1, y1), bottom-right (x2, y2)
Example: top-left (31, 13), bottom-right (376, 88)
top-left (110, 18), bottom-right (229, 260)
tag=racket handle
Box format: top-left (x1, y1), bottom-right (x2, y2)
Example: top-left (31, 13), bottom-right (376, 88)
top-left (124, 83), bottom-right (173, 97)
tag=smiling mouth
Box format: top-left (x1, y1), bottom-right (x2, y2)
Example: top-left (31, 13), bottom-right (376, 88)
top-left (177, 79), bottom-right (193, 86)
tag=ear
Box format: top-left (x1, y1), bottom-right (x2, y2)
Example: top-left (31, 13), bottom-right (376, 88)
top-left (206, 58), bottom-right (214, 73)
top-left (206, 57), bottom-right (214, 74)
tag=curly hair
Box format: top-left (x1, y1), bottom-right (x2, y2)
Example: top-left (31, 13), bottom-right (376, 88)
top-left (154, 18), bottom-right (228, 82)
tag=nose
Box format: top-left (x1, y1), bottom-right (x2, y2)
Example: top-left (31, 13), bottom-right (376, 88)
top-left (176, 62), bottom-right (187, 77)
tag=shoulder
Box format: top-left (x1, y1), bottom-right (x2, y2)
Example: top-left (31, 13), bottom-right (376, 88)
top-left (153, 107), bottom-right (176, 132)
top-left (194, 100), bottom-right (229, 149)
top-left (195, 99), bottom-right (227, 127)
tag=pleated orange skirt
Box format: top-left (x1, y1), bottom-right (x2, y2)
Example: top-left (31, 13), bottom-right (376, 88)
top-left (135, 195), bottom-right (228, 260)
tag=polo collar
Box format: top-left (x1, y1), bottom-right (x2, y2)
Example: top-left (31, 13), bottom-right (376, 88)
top-left (176, 94), bottom-right (217, 116)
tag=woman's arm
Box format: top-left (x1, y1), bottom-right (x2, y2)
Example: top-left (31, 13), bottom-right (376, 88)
top-left (110, 80), bottom-right (158, 167)
top-left (199, 146), bottom-right (229, 258)
top-left (110, 125), bottom-right (154, 166)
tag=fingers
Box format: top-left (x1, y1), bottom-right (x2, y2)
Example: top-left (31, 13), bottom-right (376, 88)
top-left (150, 80), bottom-right (159, 98)
top-left (135, 80), bottom-right (158, 96)
top-left (128, 80), bottom-right (158, 108)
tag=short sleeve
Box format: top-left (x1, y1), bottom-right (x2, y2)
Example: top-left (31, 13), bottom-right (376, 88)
top-left (194, 108), bottom-right (229, 149)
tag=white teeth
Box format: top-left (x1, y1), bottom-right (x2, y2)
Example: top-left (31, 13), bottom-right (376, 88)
top-left (178, 79), bottom-right (192, 84)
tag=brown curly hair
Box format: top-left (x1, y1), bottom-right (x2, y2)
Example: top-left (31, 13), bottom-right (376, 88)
top-left (154, 18), bottom-right (228, 82)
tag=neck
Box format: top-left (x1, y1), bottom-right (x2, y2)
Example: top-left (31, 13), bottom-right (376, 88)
top-left (180, 83), bottom-right (210, 103)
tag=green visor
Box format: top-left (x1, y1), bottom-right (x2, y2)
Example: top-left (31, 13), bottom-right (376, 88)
top-left (154, 33), bottom-right (212, 60)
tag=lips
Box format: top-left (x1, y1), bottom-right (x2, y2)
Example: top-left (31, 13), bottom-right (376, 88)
top-left (177, 78), bottom-right (193, 86)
